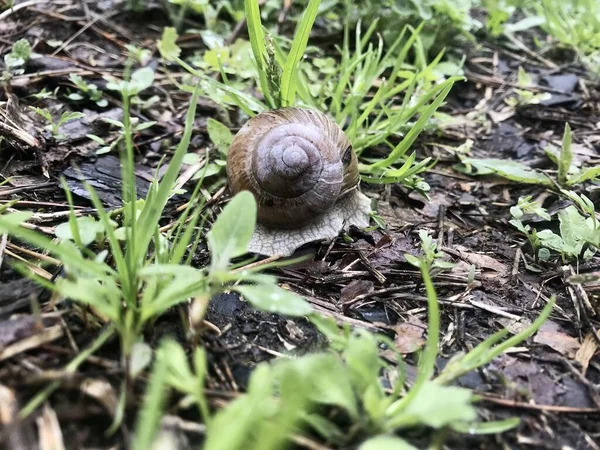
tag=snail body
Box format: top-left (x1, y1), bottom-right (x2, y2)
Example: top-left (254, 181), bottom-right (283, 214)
top-left (226, 107), bottom-right (359, 229)
top-left (226, 107), bottom-right (371, 256)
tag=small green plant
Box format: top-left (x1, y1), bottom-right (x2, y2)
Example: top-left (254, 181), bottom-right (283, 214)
top-left (88, 116), bottom-right (156, 155)
top-left (29, 107), bottom-right (85, 140)
top-left (534, 0), bottom-right (600, 78)
top-left (504, 67), bottom-right (552, 107)
top-left (509, 194), bottom-right (598, 262)
top-left (80, 67), bottom-right (158, 154)
top-left (29, 87), bottom-right (59, 101)
top-left (509, 196), bottom-right (552, 261)
top-left (2, 38), bottom-right (31, 81)
top-left (2, 0), bottom-right (16, 10)
top-left (55, 215), bottom-right (112, 248)
top-left (67, 74), bottom-right (108, 107)
top-left (183, 117), bottom-right (232, 179)
top-left (2, 68), bottom-right (311, 400)
top-left (131, 231), bottom-right (554, 449)
top-left (458, 123), bottom-right (600, 188)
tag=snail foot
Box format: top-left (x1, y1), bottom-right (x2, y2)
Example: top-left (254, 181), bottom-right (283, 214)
top-left (248, 190), bottom-right (372, 257)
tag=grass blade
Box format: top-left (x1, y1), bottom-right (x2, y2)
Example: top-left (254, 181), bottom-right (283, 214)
top-left (134, 82), bottom-right (202, 267)
top-left (132, 340), bottom-right (170, 450)
top-left (368, 81), bottom-right (455, 170)
top-left (280, 0), bottom-right (321, 107)
top-left (244, 0), bottom-right (276, 108)
top-left (559, 122), bottom-right (572, 186)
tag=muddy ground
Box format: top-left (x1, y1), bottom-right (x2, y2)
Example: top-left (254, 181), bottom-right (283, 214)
top-left (0, 1), bottom-right (599, 449)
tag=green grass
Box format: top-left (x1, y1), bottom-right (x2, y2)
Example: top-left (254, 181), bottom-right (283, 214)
top-left (535, 0), bottom-right (600, 77)
top-left (0, 1), bottom-right (574, 448)
top-left (160, 0), bottom-right (466, 190)
top-left (131, 232), bottom-right (554, 449)
top-left (0, 66), bottom-right (312, 427)
top-left (162, 1), bottom-right (463, 192)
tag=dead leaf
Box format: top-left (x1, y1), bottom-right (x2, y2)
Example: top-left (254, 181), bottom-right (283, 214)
top-left (340, 280), bottom-right (374, 304)
top-left (575, 333), bottom-right (598, 375)
top-left (454, 245), bottom-right (508, 276)
top-left (488, 107), bottom-right (516, 123)
top-left (496, 317), bottom-right (533, 335)
top-left (394, 317), bottom-right (426, 354)
top-left (80, 378), bottom-right (119, 416)
top-left (0, 384), bottom-right (37, 450)
top-left (533, 321), bottom-right (580, 358)
top-left (37, 404), bottom-right (65, 450)
top-left (0, 325), bottom-right (63, 362)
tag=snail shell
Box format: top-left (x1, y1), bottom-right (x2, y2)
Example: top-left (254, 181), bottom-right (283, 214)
top-left (226, 107), bottom-right (359, 229)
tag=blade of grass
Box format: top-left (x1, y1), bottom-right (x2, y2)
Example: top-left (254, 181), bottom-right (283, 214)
top-left (280, 0), bottom-right (321, 107)
top-left (134, 82), bottom-right (202, 267)
top-left (244, 0), bottom-right (276, 108)
top-left (367, 81), bottom-right (455, 170)
top-left (132, 340), bottom-right (170, 450)
top-left (559, 123), bottom-right (572, 186)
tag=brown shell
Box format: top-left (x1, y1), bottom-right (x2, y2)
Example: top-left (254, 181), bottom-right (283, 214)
top-left (226, 107), bottom-right (359, 229)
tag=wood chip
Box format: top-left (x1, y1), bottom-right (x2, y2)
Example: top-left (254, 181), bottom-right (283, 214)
top-left (533, 321), bottom-right (581, 358)
top-left (37, 404), bottom-right (65, 450)
top-left (575, 333), bottom-right (598, 375)
top-left (0, 325), bottom-right (64, 362)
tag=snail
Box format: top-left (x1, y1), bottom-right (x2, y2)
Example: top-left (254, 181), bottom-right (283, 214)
top-left (226, 107), bottom-right (371, 256)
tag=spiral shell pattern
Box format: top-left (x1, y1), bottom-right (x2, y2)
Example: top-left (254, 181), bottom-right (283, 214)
top-left (226, 107), bottom-right (359, 229)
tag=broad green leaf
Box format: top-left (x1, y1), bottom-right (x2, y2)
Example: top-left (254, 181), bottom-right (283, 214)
top-left (207, 118), bottom-right (233, 156)
top-left (558, 205), bottom-right (594, 252)
top-left (129, 67), bottom-right (155, 96)
top-left (157, 27), bottom-right (181, 61)
top-left (234, 284), bottom-right (312, 316)
top-left (404, 253), bottom-right (421, 267)
top-left (204, 364), bottom-right (275, 450)
top-left (55, 216), bottom-right (103, 247)
top-left (182, 153), bottom-right (200, 165)
top-left (57, 277), bottom-right (121, 322)
top-left (164, 340), bottom-right (196, 394)
top-left (389, 382), bottom-right (476, 429)
top-left (535, 229), bottom-right (564, 252)
top-left (192, 163), bottom-right (221, 179)
top-left (130, 341), bottom-right (153, 379)
top-left (572, 164), bottom-right (600, 184)
top-left (280, 354), bottom-right (358, 418)
top-left (460, 158), bottom-right (552, 185)
top-left (207, 191), bottom-right (256, 268)
top-left (343, 331), bottom-right (382, 396)
top-left (87, 134), bottom-right (106, 145)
